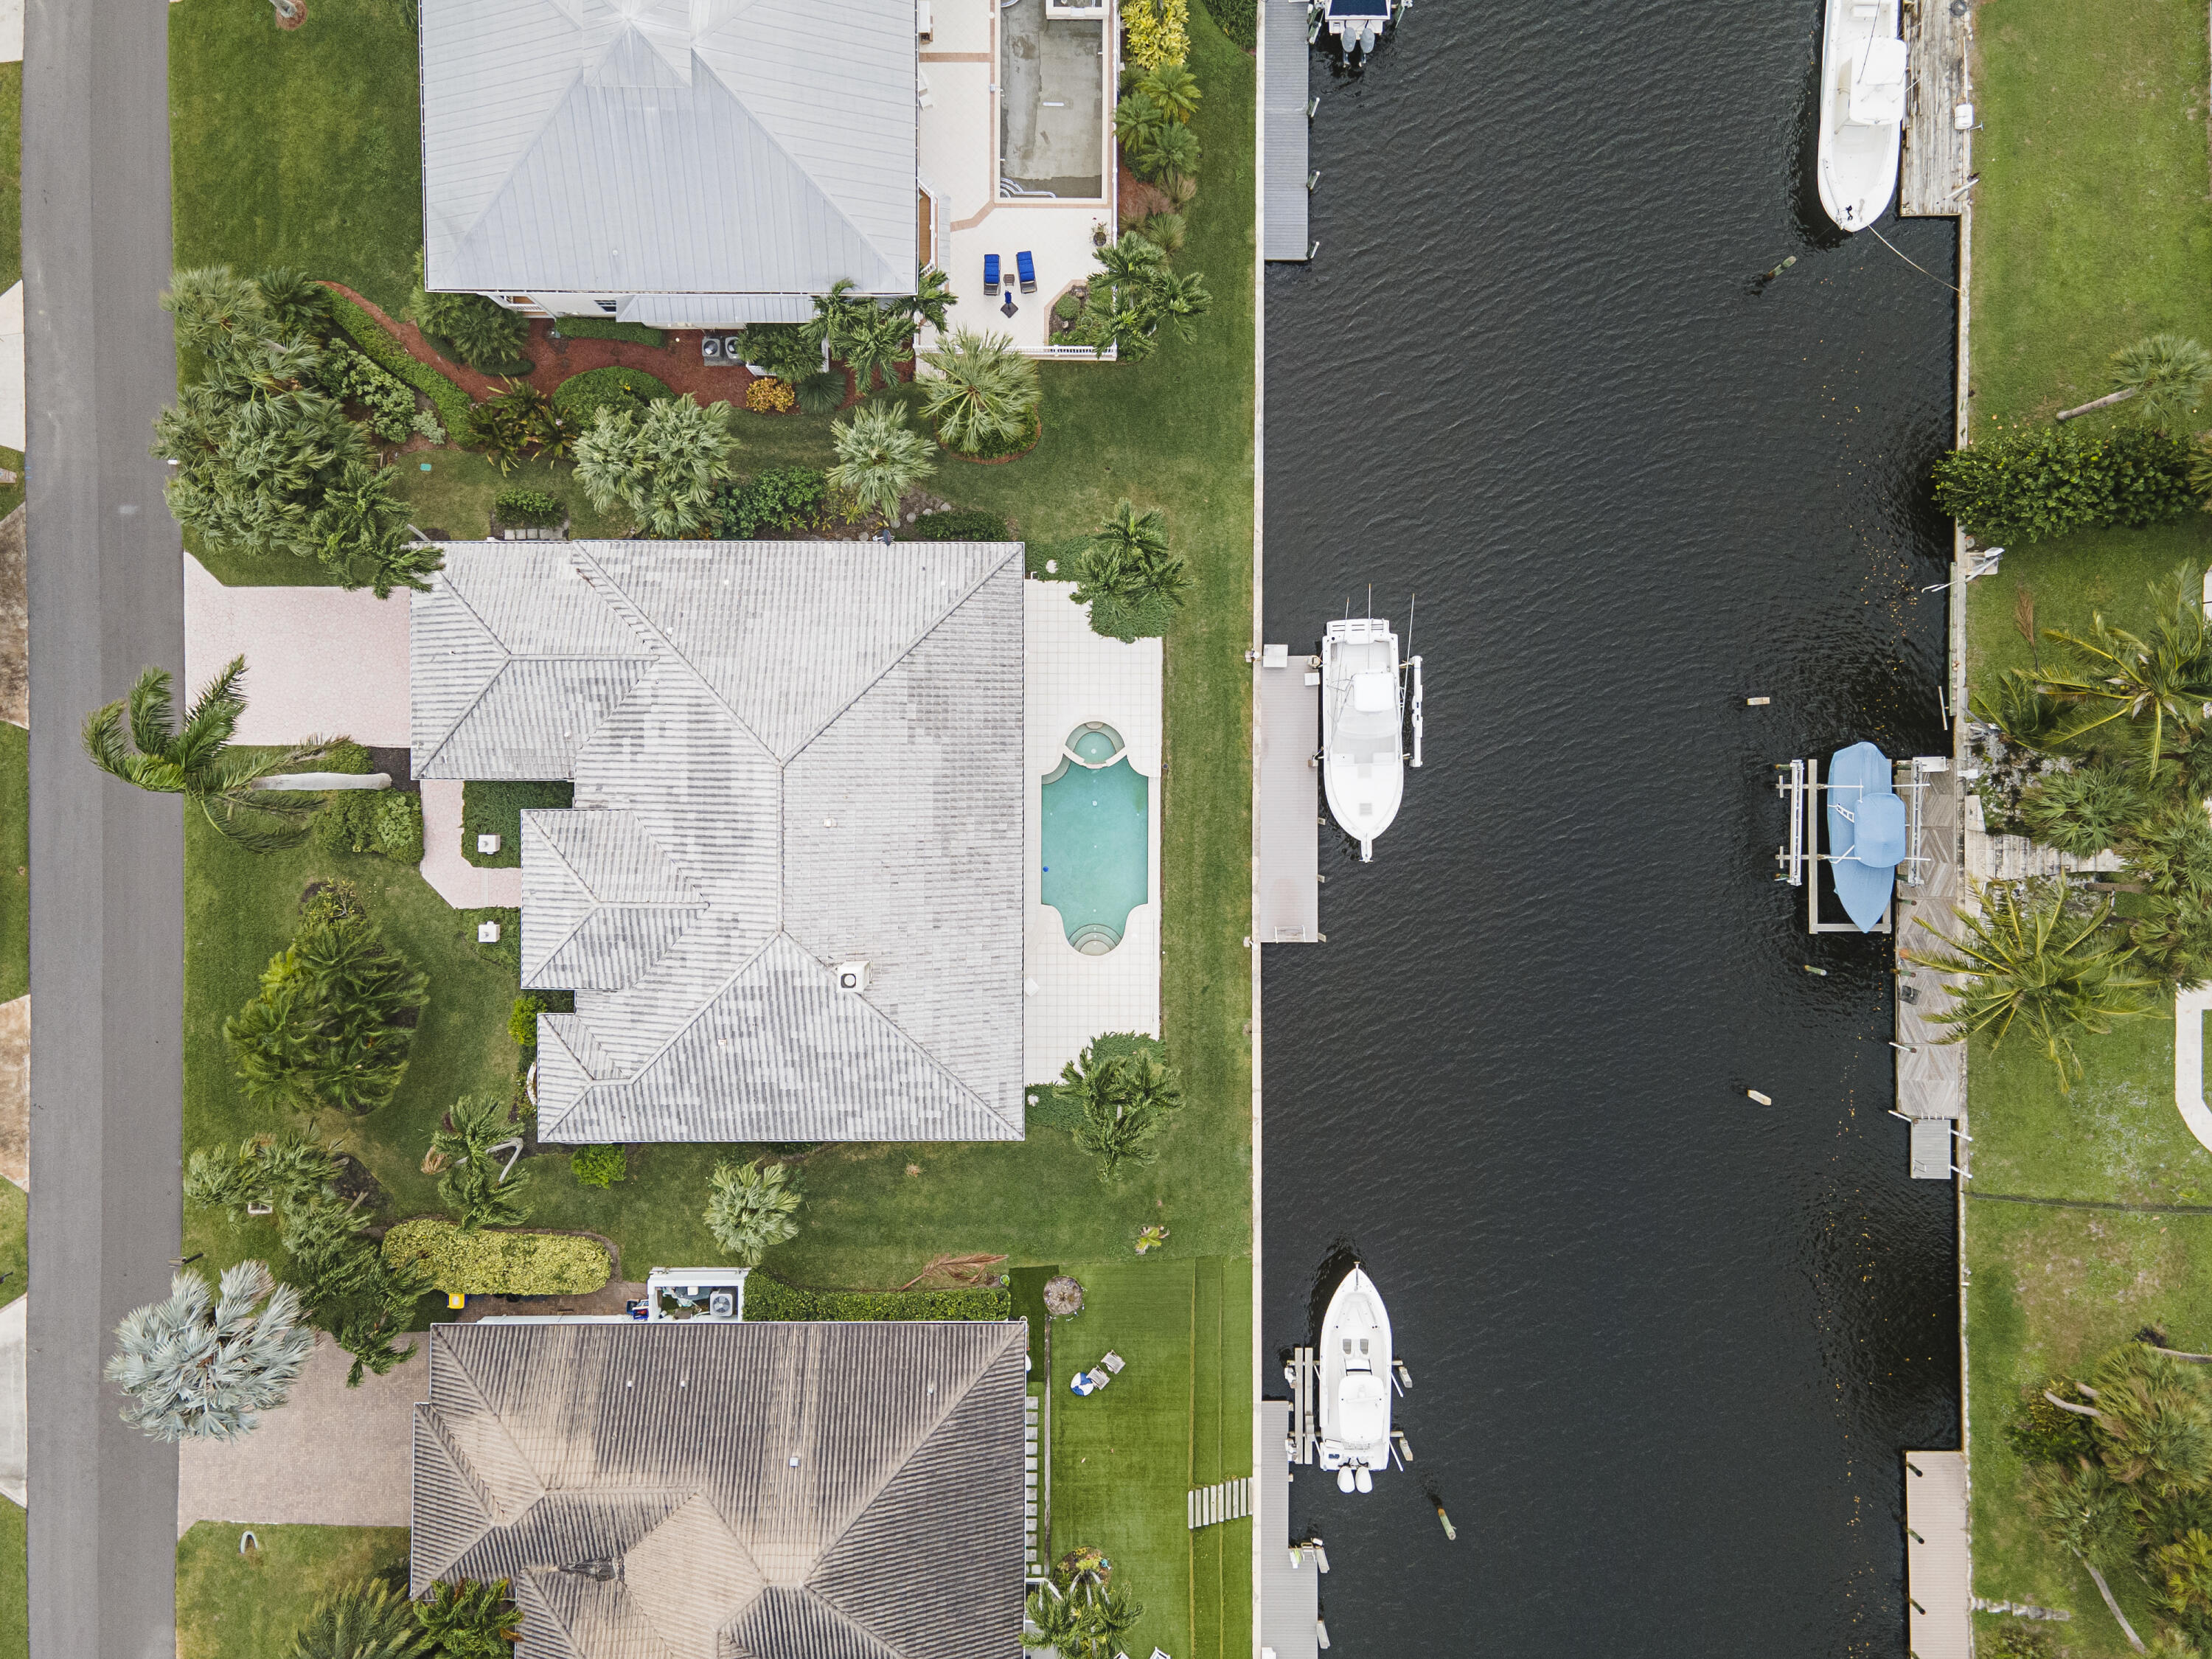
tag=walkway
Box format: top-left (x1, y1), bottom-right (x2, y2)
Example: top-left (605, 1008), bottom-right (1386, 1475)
top-left (2174, 984), bottom-right (2212, 1155)
top-left (1905, 1451), bottom-right (1972, 1659)
top-left (183, 553), bottom-right (411, 745)
top-left (419, 779), bottom-right (522, 910)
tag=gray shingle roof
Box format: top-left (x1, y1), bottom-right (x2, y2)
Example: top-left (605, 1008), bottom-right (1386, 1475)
top-left (420, 0), bottom-right (918, 301)
top-left (410, 542), bottom-right (1026, 1144)
top-left (411, 1320), bottom-right (1028, 1659)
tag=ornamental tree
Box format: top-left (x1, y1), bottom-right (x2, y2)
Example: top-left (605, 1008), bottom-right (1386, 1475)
top-left (105, 1262), bottom-right (313, 1442)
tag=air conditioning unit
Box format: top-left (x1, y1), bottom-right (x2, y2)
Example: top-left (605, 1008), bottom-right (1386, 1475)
top-left (835, 960), bottom-right (871, 993)
top-left (709, 1290), bottom-right (735, 1318)
top-left (701, 334), bottom-right (723, 362)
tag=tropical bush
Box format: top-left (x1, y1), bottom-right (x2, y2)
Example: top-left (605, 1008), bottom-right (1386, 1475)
top-left (794, 369), bottom-right (848, 417)
top-left (313, 788), bottom-right (424, 863)
top-left (551, 316), bottom-right (664, 347)
top-left (432, 1093), bottom-right (531, 1231)
top-left (742, 1272), bottom-right (1010, 1322)
top-left (318, 337), bottom-right (425, 444)
top-left (1197, 0), bottom-right (1254, 49)
top-left (1023, 1551), bottom-right (1144, 1659)
top-left (462, 779), bottom-right (573, 868)
top-left (1123, 0), bottom-right (1190, 69)
top-left (737, 322), bottom-right (822, 382)
top-left (704, 1158), bottom-right (803, 1265)
top-left (570, 1144), bottom-right (628, 1189)
top-left (712, 466), bottom-right (831, 538)
top-left (1932, 424), bottom-right (2196, 543)
top-left (183, 1130), bottom-right (340, 1222)
top-left (744, 376), bottom-right (796, 414)
top-left (415, 1579), bottom-right (522, 1658)
top-left (492, 485), bottom-right (563, 526)
top-left (2017, 765), bottom-right (2150, 858)
top-left (319, 740), bottom-right (374, 775)
top-left (897, 507), bottom-right (1011, 541)
top-left (828, 401), bottom-right (935, 527)
top-left (1077, 232), bottom-right (1212, 362)
top-left (105, 1261), bottom-right (312, 1441)
top-left (273, 1190), bottom-right (434, 1383)
top-left (223, 889), bottom-right (431, 1114)
top-left (324, 289), bottom-right (476, 437)
top-left (381, 1219), bottom-right (611, 1295)
top-left (409, 258), bottom-right (531, 375)
top-left (2004, 1381), bottom-right (2098, 1464)
top-left (1061, 1033), bottom-right (1185, 1180)
top-left (917, 330), bottom-right (1041, 455)
top-left (464, 381), bottom-right (577, 473)
top-left (287, 1578), bottom-right (427, 1659)
top-left (1073, 499), bottom-right (1192, 639)
top-left (552, 364), bottom-right (672, 426)
top-left (574, 394), bottom-right (737, 537)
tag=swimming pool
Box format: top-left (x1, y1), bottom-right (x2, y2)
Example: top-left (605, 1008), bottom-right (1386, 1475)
top-left (1040, 723), bottom-right (1149, 954)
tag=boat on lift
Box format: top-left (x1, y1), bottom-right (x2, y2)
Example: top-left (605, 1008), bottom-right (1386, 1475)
top-left (1816, 0), bottom-right (1907, 232)
top-left (1320, 613), bottom-right (1422, 862)
top-left (1318, 1267), bottom-right (1393, 1492)
top-left (1309, 0), bottom-right (1403, 63)
top-left (1826, 740), bottom-right (1906, 932)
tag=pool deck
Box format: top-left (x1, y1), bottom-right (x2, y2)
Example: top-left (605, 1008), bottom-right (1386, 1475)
top-left (1024, 578), bottom-right (1162, 1082)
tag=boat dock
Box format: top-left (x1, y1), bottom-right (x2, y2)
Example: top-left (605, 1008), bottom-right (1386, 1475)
top-left (1905, 1451), bottom-right (1972, 1658)
top-left (1257, 1401), bottom-right (1321, 1659)
top-left (1262, 0), bottom-right (1315, 260)
top-left (1899, 0), bottom-right (1973, 215)
top-left (1894, 757), bottom-right (1964, 1178)
top-left (1256, 644), bottom-right (1321, 942)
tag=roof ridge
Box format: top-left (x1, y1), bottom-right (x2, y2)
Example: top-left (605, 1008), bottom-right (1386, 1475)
top-left (570, 546), bottom-right (780, 759)
top-left (414, 581), bottom-right (512, 775)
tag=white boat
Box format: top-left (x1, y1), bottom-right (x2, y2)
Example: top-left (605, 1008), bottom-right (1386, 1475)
top-left (1816, 0), bottom-right (1906, 232)
top-left (1321, 616), bottom-right (1422, 862)
top-left (1310, 0), bottom-right (1399, 62)
top-left (1318, 1267), bottom-right (1393, 1493)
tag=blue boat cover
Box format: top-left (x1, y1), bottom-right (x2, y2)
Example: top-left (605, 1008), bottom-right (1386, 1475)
top-left (1826, 741), bottom-right (1901, 933)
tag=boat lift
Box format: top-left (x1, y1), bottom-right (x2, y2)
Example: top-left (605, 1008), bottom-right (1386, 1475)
top-left (1281, 1345), bottom-right (1415, 1470)
top-left (1774, 754), bottom-right (1950, 933)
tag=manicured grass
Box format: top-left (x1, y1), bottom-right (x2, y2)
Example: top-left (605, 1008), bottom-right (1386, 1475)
top-left (0, 1183), bottom-right (23, 1659)
top-left (0, 723), bottom-right (23, 1004)
top-left (0, 64), bottom-right (21, 298)
top-left (176, 1523), bottom-right (409, 1659)
top-left (461, 780), bottom-right (571, 869)
top-left (1043, 1258), bottom-right (1252, 1659)
top-left (1961, 0), bottom-right (2212, 1639)
top-left (170, 0), bottom-right (424, 316)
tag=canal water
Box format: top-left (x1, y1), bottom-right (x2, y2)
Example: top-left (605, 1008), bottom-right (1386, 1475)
top-left (1259, 1), bottom-right (1961, 1651)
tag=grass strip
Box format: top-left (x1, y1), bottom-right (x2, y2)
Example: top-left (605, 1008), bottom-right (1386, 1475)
top-left (0, 723), bottom-right (22, 1004)
top-left (176, 1523), bottom-right (408, 1659)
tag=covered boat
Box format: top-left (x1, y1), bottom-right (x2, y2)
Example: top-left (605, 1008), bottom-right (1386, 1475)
top-left (1321, 616), bottom-right (1405, 862)
top-left (1826, 740), bottom-right (1904, 932)
top-left (1816, 0), bottom-right (1906, 232)
top-left (1317, 1266), bottom-right (1393, 1493)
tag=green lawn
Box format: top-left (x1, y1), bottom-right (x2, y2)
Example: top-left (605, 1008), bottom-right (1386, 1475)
top-left (0, 1183), bottom-right (24, 1659)
top-left (0, 723), bottom-right (23, 1004)
top-left (176, 1523), bottom-right (410, 1659)
top-left (0, 63), bottom-right (20, 298)
top-left (1961, 0), bottom-right (2212, 1642)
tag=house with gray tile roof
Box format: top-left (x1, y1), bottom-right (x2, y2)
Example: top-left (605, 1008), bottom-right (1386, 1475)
top-left (411, 540), bottom-right (1026, 1144)
top-left (411, 1318), bottom-right (1028, 1659)
top-left (418, 0), bottom-right (919, 326)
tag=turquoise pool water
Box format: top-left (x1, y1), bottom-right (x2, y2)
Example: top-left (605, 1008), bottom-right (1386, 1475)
top-left (1040, 755), bottom-right (1149, 953)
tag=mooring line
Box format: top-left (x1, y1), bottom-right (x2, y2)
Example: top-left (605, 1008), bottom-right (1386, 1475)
top-left (1966, 1192), bottom-right (2212, 1215)
top-left (1866, 222), bottom-right (1963, 295)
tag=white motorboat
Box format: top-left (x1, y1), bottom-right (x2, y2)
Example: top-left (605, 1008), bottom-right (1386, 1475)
top-left (1318, 1267), bottom-right (1393, 1492)
top-left (1816, 0), bottom-right (1906, 232)
top-left (1321, 615), bottom-right (1421, 862)
top-left (1310, 0), bottom-right (1399, 62)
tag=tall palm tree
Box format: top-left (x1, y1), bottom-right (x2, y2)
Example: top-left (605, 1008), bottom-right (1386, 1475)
top-left (1074, 500), bottom-right (1192, 628)
top-left (1021, 1586), bottom-right (1085, 1655)
top-left (838, 303), bottom-right (914, 395)
top-left (1082, 1589), bottom-right (1144, 1657)
top-left (2039, 566), bottom-right (2212, 777)
top-left (2058, 334), bottom-right (2212, 427)
top-left (704, 1158), bottom-right (803, 1265)
top-left (1907, 879), bottom-right (2157, 1091)
top-left (287, 1578), bottom-right (428, 1659)
top-left (917, 330), bottom-right (1040, 453)
top-left (105, 1261), bottom-right (313, 1442)
top-left (902, 265), bottom-right (958, 335)
top-left (82, 655), bottom-right (333, 852)
top-left (2032, 1458), bottom-right (2149, 1652)
top-left (828, 400), bottom-right (936, 529)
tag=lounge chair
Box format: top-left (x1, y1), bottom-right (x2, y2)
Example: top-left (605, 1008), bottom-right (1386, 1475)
top-left (984, 253), bottom-right (1001, 292)
top-left (1100, 1350), bottom-right (1125, 1374)
top-left (1016, 250), bottom-right (1037, 293)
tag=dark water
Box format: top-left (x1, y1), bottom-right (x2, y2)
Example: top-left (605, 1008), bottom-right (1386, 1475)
top-left (1259, 2), bottom-right (1962, 1652)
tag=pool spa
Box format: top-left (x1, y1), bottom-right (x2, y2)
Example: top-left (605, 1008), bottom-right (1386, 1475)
top-left (1040, 722), bottom-right (1149, 953)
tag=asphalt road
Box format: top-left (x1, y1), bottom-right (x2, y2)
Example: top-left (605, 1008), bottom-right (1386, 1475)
top-left (24, 0), bottom-right (187, 1649)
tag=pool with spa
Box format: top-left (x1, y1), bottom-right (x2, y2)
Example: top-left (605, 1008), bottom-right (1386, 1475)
top-left (1040, 722), bottom-right (1149, 954)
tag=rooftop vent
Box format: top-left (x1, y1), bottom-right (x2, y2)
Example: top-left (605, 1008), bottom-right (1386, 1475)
top-left (836, 961), bottom-right (871, 993)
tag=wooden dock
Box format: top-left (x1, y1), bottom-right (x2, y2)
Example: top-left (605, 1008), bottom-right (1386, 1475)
top-left (1257, 1401), bottom-right (1321, 1659)
top-left (1894, 758), bottom-right (1963, 1172)
top-left (1905, 1451), bottom-right (1973, 1659)
top-left (1256, 645), bottom-right (1321, 942)
top-left (1262, 0), bottom-right (1313, 260)
top-left (1899, 0), bottom-right (1973, 216)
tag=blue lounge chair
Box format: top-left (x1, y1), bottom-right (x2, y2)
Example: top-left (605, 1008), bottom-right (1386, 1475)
top-left (984, 253), bottom-right (1001, 291)
top-left (1016, 250), bottom-right (1037, 293)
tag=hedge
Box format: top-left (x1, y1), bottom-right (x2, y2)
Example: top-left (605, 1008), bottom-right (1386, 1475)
top-left (552, 366), bottom-right (672, 429)
top-left (462, 779), bottom-right (574, 868)
top-left (551, 317), bottom-right (667, 348)
top-left (313, 789), bottom-right (425, 863)
top-left (1931, 424), bottom-right (2197, 543)
top-left (897, 507), bottom-right (1009, 542)
top-left (324, 288), bottom-right (478, 438)
top-left (381, 1219), bottom-right (612, 1295)
top-left (742, 1271), bottom-right (1011, 1323)
top-left (1197, 0), bottom-right (1254, 50)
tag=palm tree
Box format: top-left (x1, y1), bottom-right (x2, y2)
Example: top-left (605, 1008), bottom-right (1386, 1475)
top-left (917, 330), bottom-right (1041, 453)
top-left (704, 1158), bottom-right (803, 1265)
top-left (1074, 501), bottom-right (1192, 633)
top-left (105, 1261), bottom-right (313, 1442)
top-left (2031, 1458), bottom-right (2149, 1652)
top-left (225, 905), bottom-right (431, 1114)
top-left (828, 400), bottom-right (936, 529)
top-left (1907, 879), bottom-right (2157, 1091)
top-left (253, 267), bottom-right (333, 341)
top-left (1022, 1585), bottom-right (1085, 1655)
top-left (1138, 122), bottom-right (1201, 186)
top-left (2018, 765), bottom-right (2150, 858)
top-left (82, 656), bottom-right (334, 852)
top-left (1138, 63), bottom-right (1201, 123)
top-left (183, 1130), bottom-right (341, 1222)
top-left (574, 395), bottom-right (737, 538)
top-left (1969, 667), bottom-right (2078, 754)
top-left (1093, 232), bottom-right (1166, 297)
top-left (2039, 566), bottom-right (2212, 777)
top-left (902, 266), bottom-right (958, 334)
top-left (432, 1094), bottom-right (529, 1231)
top-left (2093, 1345), bottom-right (2212, 1498)
top-left (413, 1578), bottom-right (522, 1658)
top-left (1147, 267), bottom-right (1213, 340)
top-left (1133, 212), bottom-right (1187, 257)
top-left (287, 1578), bottom-right (428, 1659)
top-left (161, 265), bottom-right (270, 357)
top-left (838, 302), bottom-right (915, 395)
top-left (1113, 90), bottom-right (1168, 153)
top-left (2058, 334), bottom-right (2212, 426)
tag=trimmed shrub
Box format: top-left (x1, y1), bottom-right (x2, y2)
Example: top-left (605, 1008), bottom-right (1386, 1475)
top-left (742, 1271), bottom-right (1010, 1323)
top-left (317, 740), bottom-right (374, 775)
top-left (323, 289), bottom-right (476, 437)
top-left (1197, 0), bottom-right (1255, 50)
top-left (1124, 0), bottom-right (1190, 68)
top-left (319, 338), bottom-right (422, 444)
top-left (313, 788), bottom-right (423, 863)
top-left (744, 377), bottom-right (796, 414)
top-left (737, 322), bottom-right (821, 382)
top-left (897, 507), bottom-right (1010, 542)
top-left (550, 317), bottom-right (665, 347)
top-left (462, 779), bottom-right (574, 868)
top-left (1931, 425), bottom-right (2196, 543)
top-left (380, 1219), bottom-right (611, 1295)
top-left (713, 466), bottom-right (831, 538)
top-left (571, 1145), bottom-right (628, 1188)
top-left (509, 994), bottom-right (545, 1051)
top-left (552, 366), bottom-right (672, 429)
top-left (493, 487), bottom-right (564, 526)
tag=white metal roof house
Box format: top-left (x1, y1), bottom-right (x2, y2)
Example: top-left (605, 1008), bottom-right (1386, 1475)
top-left (410, 540), bottom-right (1027, 1144)
top-left (411, 1318), bottom-right (1029, 1659)
top-left (417, 0), bottom-right (920, 324)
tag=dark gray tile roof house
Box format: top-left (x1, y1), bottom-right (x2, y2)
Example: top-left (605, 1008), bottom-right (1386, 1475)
top-left (411, 1319), bottom-right (1029, 1659)
top-left (418, 0), bottom-right (919, 325)
top-left (409, 541), bottom-right (1026, 1145)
